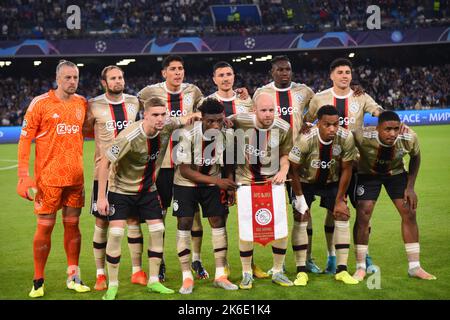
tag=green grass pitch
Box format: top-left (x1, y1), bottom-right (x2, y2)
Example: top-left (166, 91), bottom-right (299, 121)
top-left (0, 125), bottom-right (449, 300)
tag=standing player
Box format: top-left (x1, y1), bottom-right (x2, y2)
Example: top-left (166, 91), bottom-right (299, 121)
top-left (96, 97), bottom-right (198, 300)
top-left (352, 111), bottom-right (436, 281)
top-left (304, 58), bottom-right (383, 274)
top-left (206, 61), bottom-right (253, 276)
top-left (289, 105), bottom-right (359, 286)
top-left (173, 98), bottom-right (238, 294)
top-left (253, 55), bottom-right (320, 274)
top-left (230, 93), bottom-right (294, 289)
top-left (137, 55), bottom-right (206, 281)
top-left (83, 66), bottom-right (147, 291)
top-left (17, 60), bottom-right (90, 298)
top-left (207, 61), bottom-right (253, 117)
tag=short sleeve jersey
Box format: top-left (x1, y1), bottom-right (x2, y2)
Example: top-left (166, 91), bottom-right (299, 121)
top-left (84, 93), bottom-right (140, 180)
top-left (306, 88), bottom-right (383, 131)
top-left (204, 92), bottom-right (253, 118)
top-left (289, 126), bottom-right (357, 184)
top-left (105, 118), bottom-right (181, 195)
top-left (233, 113), bottom-right (293, 185)
top-left (137, 82), bottom-right (203, 168)
top-left (253, 81), bottom-right (315, 142)
top-left (353, 129), bottom-right (420, 176)
top-left (174, 121), bottom-right (226, 187)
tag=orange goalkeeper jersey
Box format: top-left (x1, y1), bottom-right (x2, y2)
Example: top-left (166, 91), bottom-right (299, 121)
top-left (18, 90), bottom-right (88, 186)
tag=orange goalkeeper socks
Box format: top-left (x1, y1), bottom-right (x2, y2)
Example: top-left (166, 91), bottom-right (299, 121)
top-left (33, 217), bottom-right (56, 279)
top-left (63, 216), bottom-right (81, 267)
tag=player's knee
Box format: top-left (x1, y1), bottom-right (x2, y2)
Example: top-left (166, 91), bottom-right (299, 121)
top-left (403, 209), bottom-right (417, 225)
top-left (192, 211), bottom-right (203, 231)
top-left (293, 211), bottom-right (309, 222)
top-left (148, 222), bottom-right (165, 234)
top-left (96, 217), bottom-right (109, 229)
top-left (62, 215), bottom-right (79, 226)
top-left (126, 216), bottom-right (140, 226)
top-left (37, 216), bottom-right (56, 233)
top-left (178, 217), bottom-right (194, 231)
top-left (334, 213), bottom-right (350, 222)
top-left (208, 216), bottom-right (225, 229)
top-left (357, 204), bottom-right (373, 224)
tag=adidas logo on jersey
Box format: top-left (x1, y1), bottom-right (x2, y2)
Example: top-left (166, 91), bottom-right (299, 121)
top-left (52, 113), bottom-right (60, 119)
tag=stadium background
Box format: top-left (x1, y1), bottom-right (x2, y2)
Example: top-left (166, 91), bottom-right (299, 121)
top-left (0, 0), bottom-right (449, 300)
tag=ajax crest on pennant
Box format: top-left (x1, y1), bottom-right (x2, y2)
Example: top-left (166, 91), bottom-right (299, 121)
top-left (255, 208), bottom-right (272, 226)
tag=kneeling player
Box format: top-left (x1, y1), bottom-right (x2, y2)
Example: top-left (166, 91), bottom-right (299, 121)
top-left (352, 111), bottom-right (436, 281)
top-left (173, 99), bottom-right (238, 294)
top-left (289, 105), bottom-right (359, 285)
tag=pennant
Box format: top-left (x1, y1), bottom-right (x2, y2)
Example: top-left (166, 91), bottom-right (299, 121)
top-left (237, 182), bottom-right (288, 246)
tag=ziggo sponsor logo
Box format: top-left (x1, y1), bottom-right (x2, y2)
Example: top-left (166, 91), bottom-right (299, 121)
top-left (277, 106), bottom-right (298, 116)
top-left (56, 124), bottom-right (80, 135)
top-left (106, 120), bottom-right (132, 131)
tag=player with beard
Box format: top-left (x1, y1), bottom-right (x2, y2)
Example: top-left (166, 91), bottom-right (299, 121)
top-left (83, 66), bottom-right (146, 291)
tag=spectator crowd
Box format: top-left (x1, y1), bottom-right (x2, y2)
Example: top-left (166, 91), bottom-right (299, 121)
top-left (1, 0), bottom-right (448, 40)
top-left (1, 63), bottom-right (448, 126)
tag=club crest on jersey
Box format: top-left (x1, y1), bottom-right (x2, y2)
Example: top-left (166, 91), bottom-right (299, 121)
top-left (236, 104), bottom-right (247, 113)
top-left (349, 101), bottom-right (360, 113)
top-left (76, 108), bottom-right (83, 120)
top-left (332, 145), bottom-right (342, 156)
top-left (268, 133), bottom-right (280, 148)
top-left (126, 104), bottom-right (137, 115)
top-left (183, 93), bottom-right (193, 107)
top-left (294, 93), bottom-right (304, 103)
top-left (255, 208), bottom-right (272, 226)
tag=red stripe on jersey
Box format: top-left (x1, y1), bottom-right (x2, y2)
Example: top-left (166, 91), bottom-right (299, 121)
top-left (287, 90), bottom-right (294, 128)
top-left (121, 102), bottom-right (129, 122)
top-left (151, 137), bottom-right (160, 189)
top-left (138, 139), bottom-right (152, 193)
top-left (167, 93), bottom-right (173, 168)
top-left (344, 98), bottom-right (349, 130)
top-left (180, 92), bottom-right (183, 113)
top-left (109, 104), bottom-right (118, 137)
top-left (232, 100), bottom-right (236, 115)
top-left (276, 92), bottom-right (281, 117)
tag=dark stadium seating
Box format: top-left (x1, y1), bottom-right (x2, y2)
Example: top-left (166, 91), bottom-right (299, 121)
top-left (1, 64), bottom-right (448, 126)
top-left (0, 0), bottom-right (448, 40)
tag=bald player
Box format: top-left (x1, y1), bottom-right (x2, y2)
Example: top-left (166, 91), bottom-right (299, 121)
top-left (230, 92), bottom-right (294, 289)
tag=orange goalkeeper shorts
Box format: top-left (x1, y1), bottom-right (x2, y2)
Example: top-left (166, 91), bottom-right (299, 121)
top-left (34, 183), bottom-right (85, 214)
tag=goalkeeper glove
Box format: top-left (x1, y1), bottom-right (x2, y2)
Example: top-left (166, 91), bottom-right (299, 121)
top-left (293, 194), bottom-right (308, 214)
top-left (17, 175), bottom-right (37, 201)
